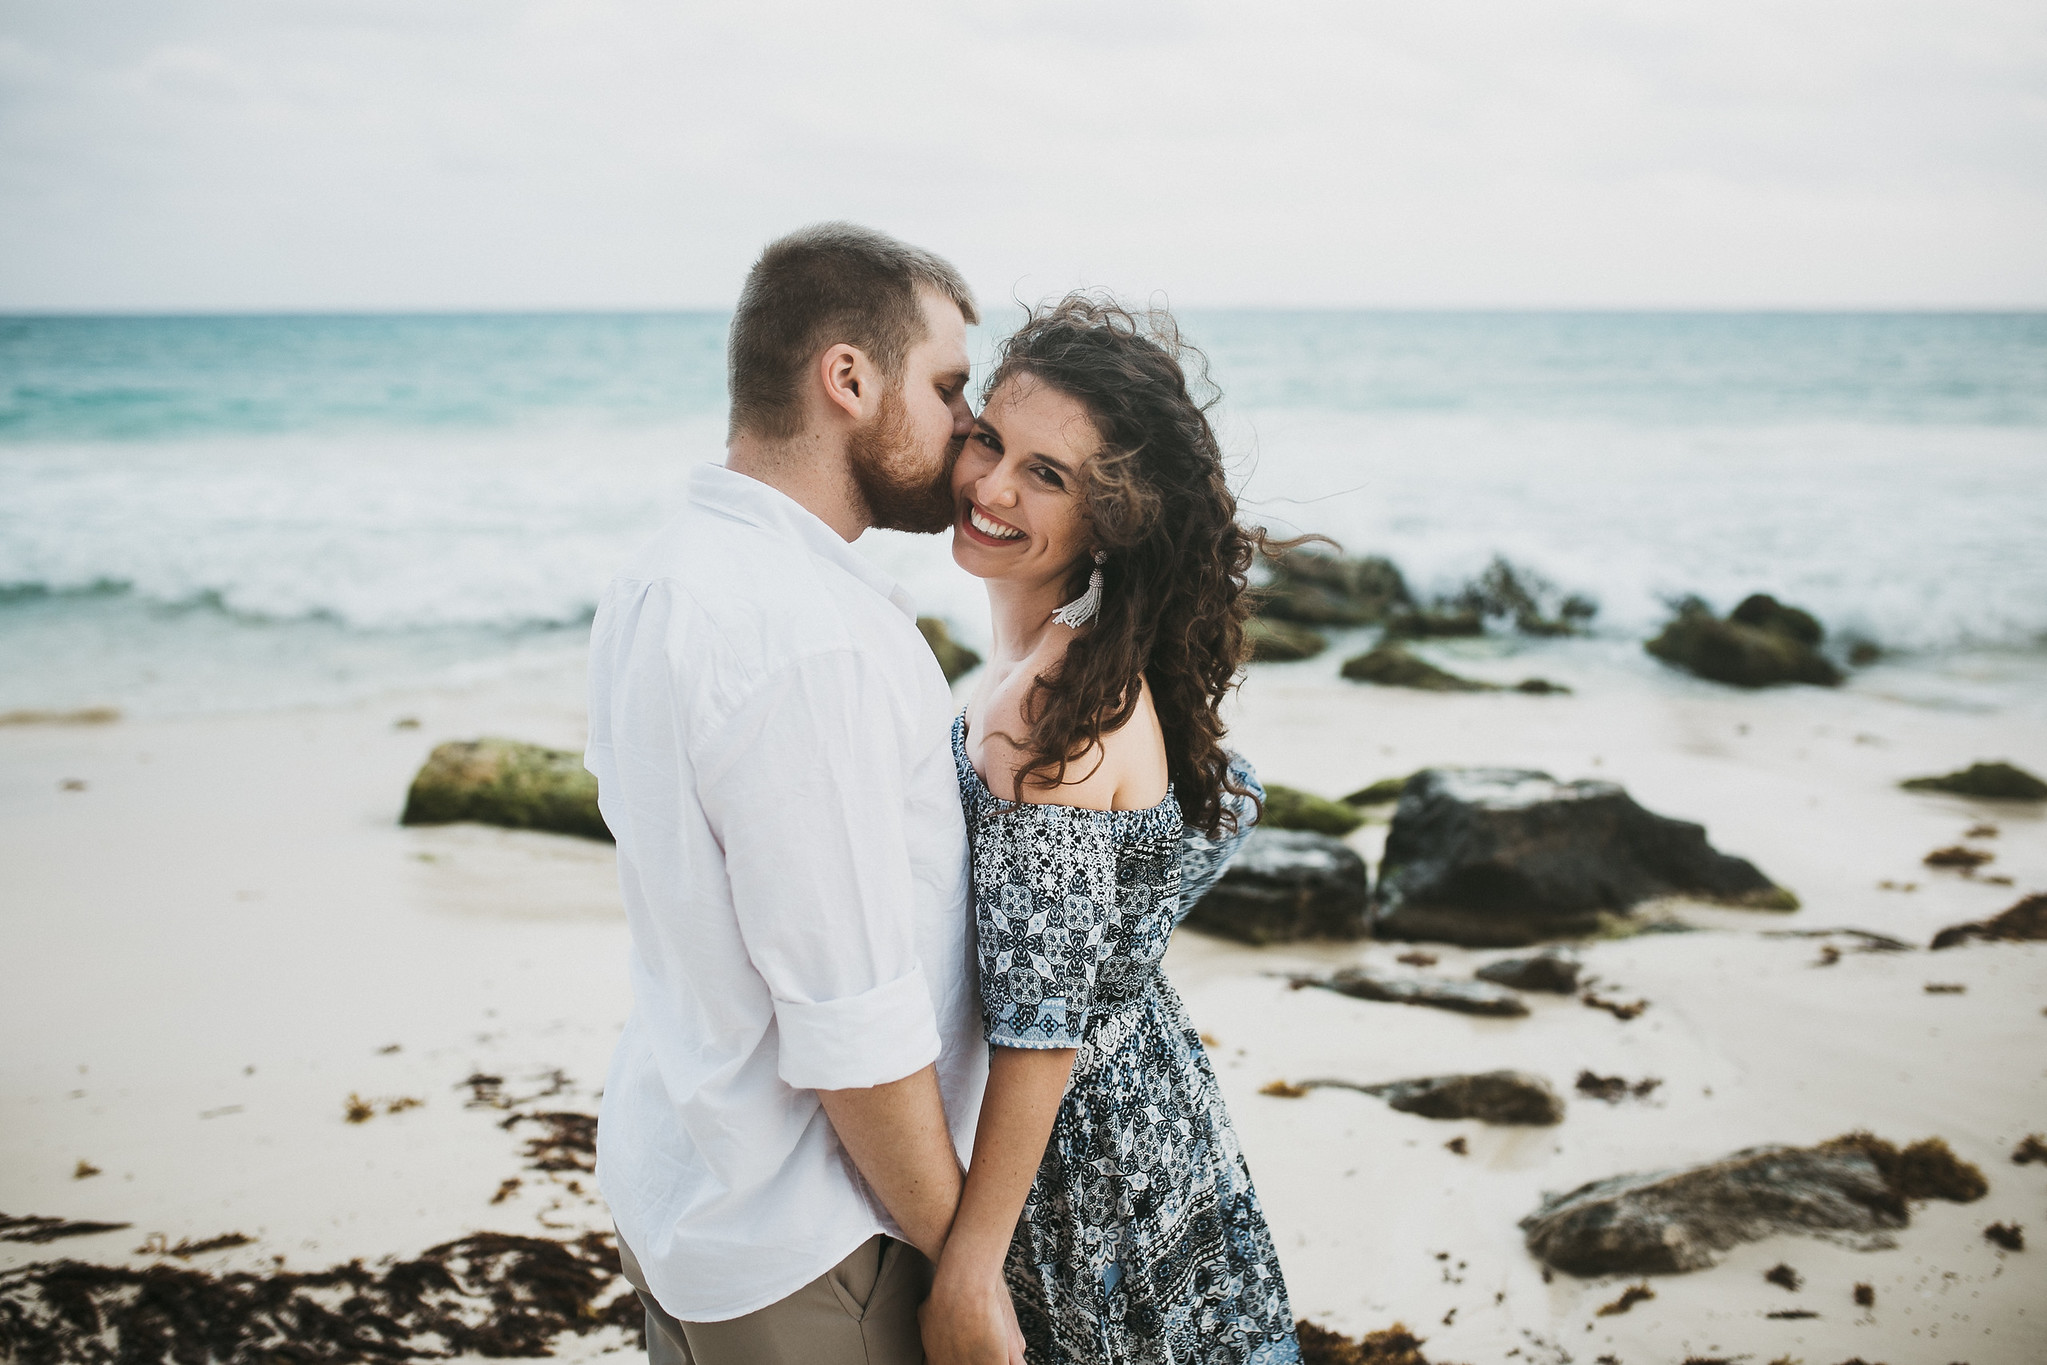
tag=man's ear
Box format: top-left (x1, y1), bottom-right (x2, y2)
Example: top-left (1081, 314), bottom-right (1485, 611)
top-left (817, 343), bottom-right (874, 423)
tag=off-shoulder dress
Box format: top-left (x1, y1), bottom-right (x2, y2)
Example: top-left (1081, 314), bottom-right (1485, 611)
top-left (953, 714), bottom-right (1299, 1365)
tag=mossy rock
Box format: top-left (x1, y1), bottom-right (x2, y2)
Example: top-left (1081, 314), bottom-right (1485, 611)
top-left (1449, 556), bottom-right (1598, 637)
top-left (1729, 593), bottom-right (1823, 647)
top-left (1343, 775), bottom-right (1413, 807)
top-left (1258, 550), bottom-right (1412, 626)
top-left (916, 617), bottom-right (982, 683)
top-left (401, 738), bottom-right (610, 841)
top-left (1243, 615), bottom-right (1327, 662)
top-left (1901, 761), bottom-right (2047, 802)
top-left (1382, 608), bottom-right (1485, 639)
top-left (1340, 644), bottom-right (1495, 692)
top-left (1645, 597), bottom-right (1842, 688)
top-left (1261, 783), bottom-right (1364, 836)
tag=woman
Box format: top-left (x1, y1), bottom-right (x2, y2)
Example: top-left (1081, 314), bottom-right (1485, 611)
top-left (924, 296), bottom-right (1300, 1365)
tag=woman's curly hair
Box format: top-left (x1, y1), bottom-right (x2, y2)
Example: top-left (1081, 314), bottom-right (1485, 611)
top-left (990, 293), bottom-right (1271, 837)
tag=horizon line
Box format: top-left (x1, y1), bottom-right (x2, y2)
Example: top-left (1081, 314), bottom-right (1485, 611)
top-left (6, 303), bottom-right (2047, 320)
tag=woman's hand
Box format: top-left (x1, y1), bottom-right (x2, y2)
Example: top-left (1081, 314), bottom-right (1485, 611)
top-left (920, 1255), bottom-right (1025, 1365)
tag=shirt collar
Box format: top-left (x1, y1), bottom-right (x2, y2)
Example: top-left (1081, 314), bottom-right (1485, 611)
top-left (688, 463), bottom-right (918, 620)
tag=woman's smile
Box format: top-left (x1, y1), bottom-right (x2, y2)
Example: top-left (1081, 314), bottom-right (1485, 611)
top-left (963, 501), bottom-right (1026, 544)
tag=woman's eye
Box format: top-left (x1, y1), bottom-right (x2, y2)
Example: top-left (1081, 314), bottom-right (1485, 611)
top-left (972, 430), bottom-right (998, 450)
top-left (1032, 465), bottom-right (1064, 488)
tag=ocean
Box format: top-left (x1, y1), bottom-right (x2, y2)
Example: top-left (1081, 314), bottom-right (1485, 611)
top-left (3, 310), bottom-right (2043, 717)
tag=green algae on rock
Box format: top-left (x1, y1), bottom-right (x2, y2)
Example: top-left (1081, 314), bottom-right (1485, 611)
top-left (1261, 783), bottom-right (1365, 836)
top-left (1340, 643), bottom-right (1495, 692)
top-left (1339, 644), bottom-right (1566, 696)
top-left (1343, 775), bottom-right (1412, 806)
top-left (1645, 594), bottom-right (1843, 688)
top-left (401, 738), bottom-right (610, 842)
top-left (916, 616), bottom-right (982, 683)
top-left (1901, 761), bottom-right (2047, 802)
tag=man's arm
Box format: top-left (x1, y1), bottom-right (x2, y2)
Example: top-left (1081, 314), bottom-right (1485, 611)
top-left (696, 649), bottom-right (964, 1254)
top-left (817, 1063), bottom-right (962, 1263)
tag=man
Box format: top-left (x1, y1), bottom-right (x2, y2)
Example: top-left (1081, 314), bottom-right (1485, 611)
top-left (585, 224), bottom-right (992, 1363)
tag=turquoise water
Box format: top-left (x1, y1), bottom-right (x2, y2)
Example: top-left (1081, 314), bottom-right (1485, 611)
top-left (2, 311), bottom-right (2043, 715)
top-left (6, 311), bottom-right (2043, 441)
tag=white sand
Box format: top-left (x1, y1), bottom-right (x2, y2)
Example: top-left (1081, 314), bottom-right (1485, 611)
top-left (3, 640), bottom-right (2043, 1362)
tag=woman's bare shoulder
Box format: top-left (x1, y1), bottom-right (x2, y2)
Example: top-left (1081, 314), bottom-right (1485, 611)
top-left (989, 675), bottom-right (1166, 811)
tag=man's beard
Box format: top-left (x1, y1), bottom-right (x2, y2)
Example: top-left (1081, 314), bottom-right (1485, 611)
top-left (847, 384), bottom-right (962, 535)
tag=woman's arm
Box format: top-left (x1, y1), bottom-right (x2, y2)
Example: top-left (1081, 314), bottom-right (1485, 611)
top-left (921, 1045), bottom-right (1076, 1365)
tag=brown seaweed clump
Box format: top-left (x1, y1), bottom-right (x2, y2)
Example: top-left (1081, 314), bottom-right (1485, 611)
top-left (1818, 1132), bottom-right (1989, 1204)
top-left (0, 1230), bottom-right (641, 1364)
top-left (504, 1110), bottom-right (598, 1173)
top-left (1930, 893), bottom-right (2047, 950)
top-left (1296, 1319), bottom-right (1460, 1365)
top-left (0, 1216), bottom-right (132, 1246)
top-left (1595, 1283), bottom-right (1654, 1316)
top-left (1983, 1221), bottom-right (2025, 1250)
top-left (1922, 845), bottom-right (1993, 871)
top-left (2013, 1134), bottom-right (2047, 1165)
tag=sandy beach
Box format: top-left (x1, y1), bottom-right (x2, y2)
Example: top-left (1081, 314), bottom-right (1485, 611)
top-left (4, 633), bottom-right (2042, 1363)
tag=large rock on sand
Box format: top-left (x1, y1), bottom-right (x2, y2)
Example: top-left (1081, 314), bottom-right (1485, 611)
top-left (1294, 966), bottom-right (1530, 1018)
top-left (1521, 1132), bottom-right (1987, 1277)
top-left (1181, 828), bottom-right (1370, 944)
top-left (1259, 550), bottom-right (1412, 626)
top-left (1309, 1072), bottom-right (1561, 1123)
top-left (401, 738), bottom-right (610, 842)
top-left (1373, 768), bottom-right (1794, 945)
top-left (1341, 643), bottom-right (1493, 692)
top-left (1901, 761), bottom-right (2047, 802)
top-left (1645, 595), bottom-right (1843, 688)
top-left (1476, 950), bottom-right (1582, 993)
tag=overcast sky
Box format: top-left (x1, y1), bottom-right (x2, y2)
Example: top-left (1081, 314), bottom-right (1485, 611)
top-left (2, 0), bottom-right (2043, 311)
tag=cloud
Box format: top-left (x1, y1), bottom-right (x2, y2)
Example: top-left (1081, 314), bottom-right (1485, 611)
top-left (0, 0), bottom-right (2041, 309)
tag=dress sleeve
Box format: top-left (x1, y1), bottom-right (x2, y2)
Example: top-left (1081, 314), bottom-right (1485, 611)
top-left (972, 806), bottom-right (1121, 1050)
top-left (1174, 752), bottom-right (1264, 920)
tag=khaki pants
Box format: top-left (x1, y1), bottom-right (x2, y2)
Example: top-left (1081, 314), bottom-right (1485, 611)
top-left (617, 1231), bottom-right (932, 1365)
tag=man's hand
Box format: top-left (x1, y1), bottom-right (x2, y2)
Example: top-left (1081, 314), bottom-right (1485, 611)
top-left (920, 1258), bottom-right (1025, 1365)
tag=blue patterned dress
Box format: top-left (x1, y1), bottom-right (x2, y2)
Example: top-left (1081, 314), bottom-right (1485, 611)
top-left (953, 715), bottom-right (1300, 1365)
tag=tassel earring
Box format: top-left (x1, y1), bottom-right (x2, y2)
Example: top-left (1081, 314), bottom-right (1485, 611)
top-left (1052, 551), bottom-right (1108, 628)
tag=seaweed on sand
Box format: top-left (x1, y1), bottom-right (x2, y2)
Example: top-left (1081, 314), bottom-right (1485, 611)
top-left (1296, 1319), bottom-right (1462, 1365)
top-left (0, 1216), bottom-right (132, 1246)
top-left (0, 1230), bottom-right (642, 1364)
top-left (503, 1111), bottom-right (597, 1174)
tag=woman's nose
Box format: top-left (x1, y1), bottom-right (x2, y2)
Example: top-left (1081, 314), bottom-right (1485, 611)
top-left (978, 463), bottom-right (1020, 507)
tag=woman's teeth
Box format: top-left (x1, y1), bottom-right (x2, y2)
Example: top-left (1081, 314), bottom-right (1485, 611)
top-left (969, 506), bottom-right (1024, 541)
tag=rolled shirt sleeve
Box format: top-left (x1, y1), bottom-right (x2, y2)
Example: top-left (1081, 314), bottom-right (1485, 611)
top-left (698, 648), bottom-right (942, 1092)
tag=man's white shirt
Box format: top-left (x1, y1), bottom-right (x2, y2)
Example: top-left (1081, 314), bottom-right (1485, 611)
top-left (585, 463), bottom-right (986, 1323)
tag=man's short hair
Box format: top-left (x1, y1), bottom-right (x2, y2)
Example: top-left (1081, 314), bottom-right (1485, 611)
top-left (727, 223), bottom-right (978, 441)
